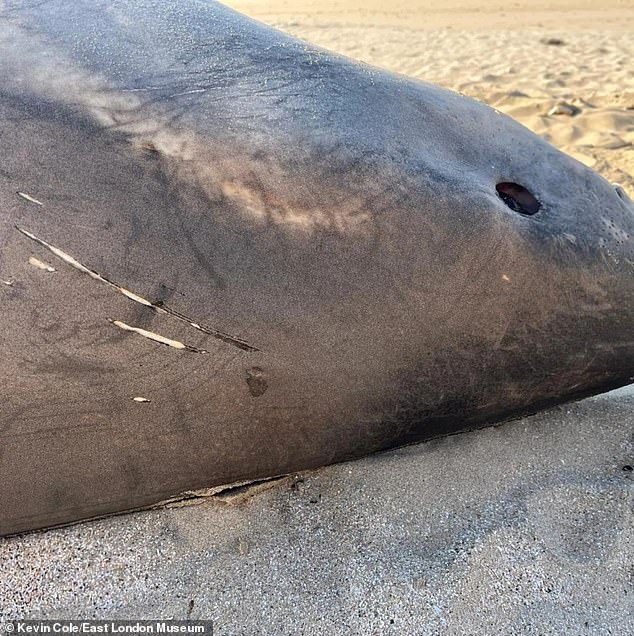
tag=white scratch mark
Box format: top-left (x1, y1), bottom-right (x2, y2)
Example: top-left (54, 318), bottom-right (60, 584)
top-left (170, 88), bottom-right (207, 98)
top-left (15, 226), bottom-right (259, 352)
top-left (118, 287), bottom-right (158, 309)
top-left (2, 279), bottom-right (14, 287)
top-left (17, 192), bottom-right (43, 206)
top-left (29, 256), bottom-right (56, 272)
top-left (133, 396), bottom-right (151, 403)
top-left (501, 274), bottom-right (511, 282)
top-left (21, 227), bottom-right (153, 302)
top-left (109, 319), bottom-right (207, 354)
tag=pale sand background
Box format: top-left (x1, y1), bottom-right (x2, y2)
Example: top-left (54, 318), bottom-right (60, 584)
top-left (1, 2), bottom-right (633, 634)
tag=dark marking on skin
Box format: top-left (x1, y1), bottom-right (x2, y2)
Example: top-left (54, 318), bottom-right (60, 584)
top-left (140, 140), bottom-right (160, 155)
top-left (152, 282), bottom-right (176, 308)
top-left (246, 366), bottom-right (268, 397)
top-left (159, 282), bottom-right (186, 297)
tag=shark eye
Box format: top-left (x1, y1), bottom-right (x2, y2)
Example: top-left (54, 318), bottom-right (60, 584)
top-left (496, 182), bottom-right (541, 216)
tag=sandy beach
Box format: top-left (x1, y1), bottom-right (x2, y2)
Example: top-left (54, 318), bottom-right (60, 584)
top-left (1, 1), bottom-right (633, 632)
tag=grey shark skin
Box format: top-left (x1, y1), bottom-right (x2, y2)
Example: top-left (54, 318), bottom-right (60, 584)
top-left (0, 0), bottom-right (632, 536)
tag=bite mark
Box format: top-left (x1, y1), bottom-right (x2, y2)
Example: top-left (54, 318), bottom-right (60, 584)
top-left (109, 319), bottom-right (207, 354)
top-left (16, 226), bottom-right (259, 352)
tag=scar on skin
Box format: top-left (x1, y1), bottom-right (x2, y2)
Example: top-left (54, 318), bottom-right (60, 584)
top-left (29, 256), bottom-right (56, 272)
top-left (17, 192), bottom-right (43, 206)
top-left (15, 226), bottom-right (259, 352)
top-left (109, 319), bottom-right (208, 353)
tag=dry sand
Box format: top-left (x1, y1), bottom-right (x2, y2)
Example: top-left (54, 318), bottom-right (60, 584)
top-left (1, 1), bottom-right (633, 633)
